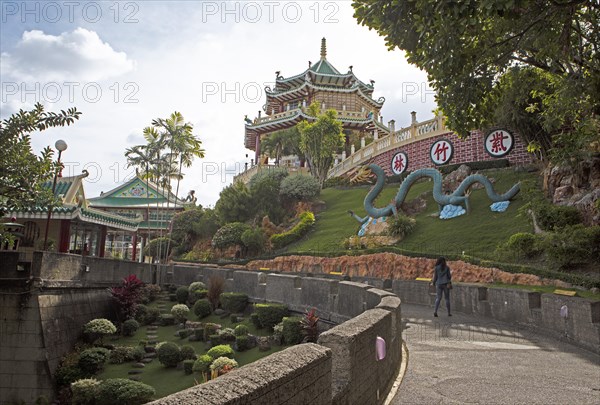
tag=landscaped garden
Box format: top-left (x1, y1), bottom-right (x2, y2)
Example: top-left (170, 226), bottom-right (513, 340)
top-left (54, 276), bottom-right (318, 404)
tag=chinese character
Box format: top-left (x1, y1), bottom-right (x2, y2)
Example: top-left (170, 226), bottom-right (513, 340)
top-left (394, 155), bottom-right (405, 172)
top-left (490, 131), bottom-right (509, 154)
top-left (434, 142), bottom-right (449, 162)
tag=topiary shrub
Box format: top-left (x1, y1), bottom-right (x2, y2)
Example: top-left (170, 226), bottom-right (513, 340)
top-left (134, 304), bottom-right (148, 324)
top-left (180, 345), bottom-right (196, 361)
top-left (177, 329), bottom-right (193, 339)
top-left (270, 211), bottom-right (315, 249)
top-left (96, 378), bottom-right (155, 405)
top-left (183, 359), bottom-right (195, 375)
top-left (160, 314), bottom-right (175, 326)
top-left (209, 334), bottom-right (221, 345)
top-left (189, 289), bottom-right (208, 303)
top-left (203, 323), bottom-right (220, 341)
top-left (280, 174), bottom-right (320, 202)
top-left (217, 327), bottom-right (236, 342)
top-left (503, 232), bottom-right (543, 259)
top-left (109, 346), bottom-right (141, 364)
top-left (235, 335), bottom-right (249, 352)
top-left (157, 342), bottom-right (181, 367)
top-left (282, 316), bottom-right (304, 345)
top-left (83, 319), bottom-right (116, 344)
top-left (78, 348), bottom-right (110, 375)
top-left (192, 354), bottom-right (213, 375)
top-left (254, 303), bottom-right (288, 330)
top-left (386, 214), bottom-right (417, 238)
top-left (206, 344), bottom-right (234, 359)
top-left (188, 281), bottom-right (206, 292)
top-left (234, 324), bottom-right (249, 336)
top-left (175, 287), bottom-right (189, 304)
top-left (250, 313), bottom-right (261, 329)
top-left (219, 292), bottom-right (248, 313)
top-left (193, 299), bottom-right (212, 319)
top-left (139, 284), bottom-right (161, 303)
top-left (211, 222), bottom-right (251, 250)
top-left (210, 356), bottom-right (238, 375)
top-left (121, 319), bottom-right (139, 337)
top-left (171, 304), bottom-right (190, 325)
top-left (71, 378), bottom-right (100, 405)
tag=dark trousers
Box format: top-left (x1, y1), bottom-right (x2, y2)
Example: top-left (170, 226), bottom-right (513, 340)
top-left (434, 284), bottom-right (451, 314)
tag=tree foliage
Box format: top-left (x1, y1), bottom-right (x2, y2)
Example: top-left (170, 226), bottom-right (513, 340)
top-left (280, 174), bottom-right (321, 202)
top-left (215, 182), bottom-right (254, 224)
top-left (170, 207), bottom-right (219, 255)
top-left (298, 103), bottom-right (344, 187)
top-left (211, 222), bottom-right (251, 249)
top-left (0, 103), bottom-right (81, 217)
top-left (353, 1), bottom-right (600, 163)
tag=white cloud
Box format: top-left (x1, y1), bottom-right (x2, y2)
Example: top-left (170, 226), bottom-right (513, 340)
top-left (1, 28), bottom-right (134, 82)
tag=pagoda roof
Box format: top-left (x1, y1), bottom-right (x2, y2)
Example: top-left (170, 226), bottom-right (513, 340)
top-left (42, 170), bottom-right (89, 207)
top-left (88, 176), bottom-right (189, 209)
top-left (265, 81), bottom-right (384, 108)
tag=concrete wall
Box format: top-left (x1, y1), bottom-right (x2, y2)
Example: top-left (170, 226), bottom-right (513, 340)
top-left (149, 344), bottom-right (332, 405)
top-left (156, 266), bottom-right (403, 405)
top-left (393, 280), bottom-right (600, 354)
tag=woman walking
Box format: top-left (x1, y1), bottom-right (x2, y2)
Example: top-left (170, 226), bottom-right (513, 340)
top-left (432, 257), bottom-right (452, 317)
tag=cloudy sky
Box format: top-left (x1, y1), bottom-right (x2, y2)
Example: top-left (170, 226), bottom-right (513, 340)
top-left (1, 1), bottom-right (436, 207)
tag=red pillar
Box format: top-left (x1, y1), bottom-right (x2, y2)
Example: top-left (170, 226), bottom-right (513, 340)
top-left (58, 220), bottom-right (71, 253)
top-left (98, 226), bottom-right (107, 257)
top-left (131, 233), bottom-right (138, 262)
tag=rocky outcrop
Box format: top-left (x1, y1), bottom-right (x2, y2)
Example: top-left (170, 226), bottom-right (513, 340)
top-left (245, 253), bottom-right (571, 287)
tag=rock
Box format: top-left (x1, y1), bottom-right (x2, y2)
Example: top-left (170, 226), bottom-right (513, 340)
top-left (129, 376), bottom-right (142, 381)
top-left (214, 309), bottom-right (226, 316)
top-left (257, 337), bottom-right (271, 352)
top-left (147, 335), bottom-right (158, 339)
top-left (553, 185), bottom-right (574, 204)
top-left (471, 177), bottom-right (495, 190)
top-left (141, 358), bottom-right (153, 363)
top-left (144, 352), bottom-right (157, 359)
top-left (591, 288), bottom-right (599, 295)
top-left (132, 363), bottom-right (145, 368)
top-left (144, 346), bottom-right (156, 353)
top-left (186, 321), bottom-right (203, 330)
top-left (128, 370), bottom-right (143, 375)
top-left (400, 192), bottom-right (429, 215)
top-left (443, 164), bottom-right (471, 192)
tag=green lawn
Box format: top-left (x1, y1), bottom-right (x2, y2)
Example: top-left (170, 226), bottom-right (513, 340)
top-left (288, 168), bottom-right (536, 259)
top-left (98, 297), bottom-right (288, 400)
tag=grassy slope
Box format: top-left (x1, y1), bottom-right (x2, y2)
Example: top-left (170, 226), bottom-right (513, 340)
top-left (288, 168), bottom-right (536, 259)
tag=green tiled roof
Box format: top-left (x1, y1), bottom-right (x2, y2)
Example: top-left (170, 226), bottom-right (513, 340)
top-left (79, 208), bottom-right (139, 229)
top-left (18, 205), bottom-right (77, 214)
top-left (309, 59), bottom-right (341, 75)
top-left (42, 179), bottom-right (73, 197)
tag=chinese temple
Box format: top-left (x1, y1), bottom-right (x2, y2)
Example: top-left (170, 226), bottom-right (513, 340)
top-left (237, 38), bottom-right (394, 183)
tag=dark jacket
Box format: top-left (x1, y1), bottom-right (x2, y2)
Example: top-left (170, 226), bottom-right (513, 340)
top-left (433, 264), bottom-right (452, 286)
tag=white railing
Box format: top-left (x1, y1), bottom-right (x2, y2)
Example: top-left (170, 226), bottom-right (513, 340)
top-left (328, 113), bottom-right (447, 178)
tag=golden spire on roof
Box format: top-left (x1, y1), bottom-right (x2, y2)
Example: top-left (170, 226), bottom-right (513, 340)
top-left (320, 37), bottom-right (327, 60)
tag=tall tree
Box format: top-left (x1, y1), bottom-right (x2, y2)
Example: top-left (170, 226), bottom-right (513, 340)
top-left (297, 102), bottom-right (344, 187)
top-left (0, 103), bottom-right (81, 216)
top-left (353, 1), bottom-right (600, 163)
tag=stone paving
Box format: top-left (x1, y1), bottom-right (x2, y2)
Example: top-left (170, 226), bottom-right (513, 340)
top-left (392, 304), bottom-right (600, 404)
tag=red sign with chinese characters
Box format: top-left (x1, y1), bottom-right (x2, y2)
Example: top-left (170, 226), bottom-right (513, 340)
top-left (391, 152), bottom-right (408, 175)
top-left (430, 139), bottom-right (453, 165)
top-left (485, 129), bottom-right (514, 157)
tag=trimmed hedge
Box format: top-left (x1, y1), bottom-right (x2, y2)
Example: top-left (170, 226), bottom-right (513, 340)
top-left (203, 323), bottom-right (220, 341)
top-left (220, 292), bottom-right (248, 313)
top-left (180, 345), bottom-right (196, 361)
top-left (121, 319), bottom-right (139, 337)
top-left (282, 316), bottom-right (304, 345)
top-left (234, 324), bottom-right (249, 336)
top-left (192, 354), bottom-right (213, 374)
top-left (175, 287), bottom-right (189, 304)
top-left (193, 299), bottom-right (212, 319)
top-left (270, 211), bottom-right (315, 249)
top-left (96, 378), bottom-right (155, 405)
top-left (157, 342), bottom-right (181, 368)
top-left (206, 344), bottom-right (234, 359)
top-left (235, 335), bottom-right (250, 351)
top-left (78, 348), bottom-right (110, 375)
top-left (254, 303), bottom-right (288, 330)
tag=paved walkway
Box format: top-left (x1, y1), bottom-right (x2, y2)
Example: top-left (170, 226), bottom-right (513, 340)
top-left (392, 304), bottom-right (600, 404)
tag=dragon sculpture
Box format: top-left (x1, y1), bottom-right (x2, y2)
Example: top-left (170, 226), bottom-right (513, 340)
top-left (348, 163), bottom-right (520, 224)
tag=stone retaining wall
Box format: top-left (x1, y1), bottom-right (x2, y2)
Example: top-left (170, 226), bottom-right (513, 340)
top-left (393, 280), bottom-right (600, 354)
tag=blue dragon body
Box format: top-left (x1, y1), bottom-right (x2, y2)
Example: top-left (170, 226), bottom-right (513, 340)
top-left (349, 164), bottom-right (520, 223)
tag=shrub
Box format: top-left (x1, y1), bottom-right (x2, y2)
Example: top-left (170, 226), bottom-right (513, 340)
top-left (241, 227), bottom-right (267, 256)
top-left (121, 319), bottom-right (139, 337)
top-left (189, 289), bottom-right (208, 303)
top-left (96, 378), bottom-right (155, 405)
top-left (193, 299), bottom-right (212, 319)
top-left (209, 334), bottom-right (221, 345)
top-left (220, 292), bottom-right (248, 313)
top-left (183, 359), bottom-right (195, 375)
top-left (131, 346), bottom-right (145, 362)
top-left (503, 232), bottom-right (543, 259)
top-left (78, 348), bottom-right (110, 375)
top-left (206, 344), bottom-right (234, 359)
top-left (250, 313), bottom-right (261, 328)
top-left (134, 304), bottom-right (148, 324)
top-left (235, 335), bottom-right (249, 351)
top-left (83, 319), bottom-right (116, 343)
top-left (302, 308), bottom-right (320, 343)
top-left (55, 364), bottom-right (87, 387)
top-left (160, 314), bottom-right (175, 326)
top-left (71, 378), bottom-right (100, 405)
top-left (386, 214), bottom-right (417, 238)
top-left (177, 329), bottom-right (193, 339)
top-left (207, 275), bottom-right (225, 310)
top-left (192, 354), bottom-right (213, 374)
top-left (194, 328), bottom-right (204, 341)
top-left (544, 225), bottom-right (600, 267)
top-left (536, 204), bottom-right (582, 231)
top-left (171, 304), bottom-right (190, 324)
top-left (110, 274), bottom-right (144, 321)
top-left (212, 222), bottom-right (251, 250)
top-left (175, 287), bottom-right (189, 304)
top-left (143, 237), bottom-right (174, 261)
top-left (157, 342), bottom-right (181, 367)
top-left (280, 174), bottom-right (320, 201)
top-left (270, 211), bottom-right (315, 249)
top-left (169, 294), bottom-right (177, 302)
top-left (188, 281), bottom-right (206, 292)
top-left (323, 176), bottom-right (351, 188)
top-left (109, 346), bottom-right (143, 364)
top-left (234, 324), bottom-right (249, 336)
top-left (203, 323), bottom-right (220, 341)
top-left (254, 303), bottom-right (288, 330)
top-left (180, 345), bottom-right (196, 361)
top-left (282, 316), bottom-right (304, 345)
top-left (217, 327), bottom-right (236, 342)
top-left (139, 284), bottom-right (161, 303)
top-left (210, 357), bottom-right (238, 374)
top-left (144, 307), bottom-right (161, 325)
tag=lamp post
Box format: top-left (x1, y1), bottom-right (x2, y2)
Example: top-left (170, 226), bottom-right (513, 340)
top-left (43, 140), bottom-right (68, 251)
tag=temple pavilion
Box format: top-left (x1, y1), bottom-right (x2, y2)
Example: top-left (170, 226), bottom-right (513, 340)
top-left (236, 38), bottom-right (395, 183)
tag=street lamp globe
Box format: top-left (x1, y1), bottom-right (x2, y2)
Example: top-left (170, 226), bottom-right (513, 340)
top-left (55, 139), bottom-right (68, 152)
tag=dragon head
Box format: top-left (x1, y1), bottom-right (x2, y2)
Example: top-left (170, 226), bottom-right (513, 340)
top-left (350, 165), bottom-right (374, 184)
